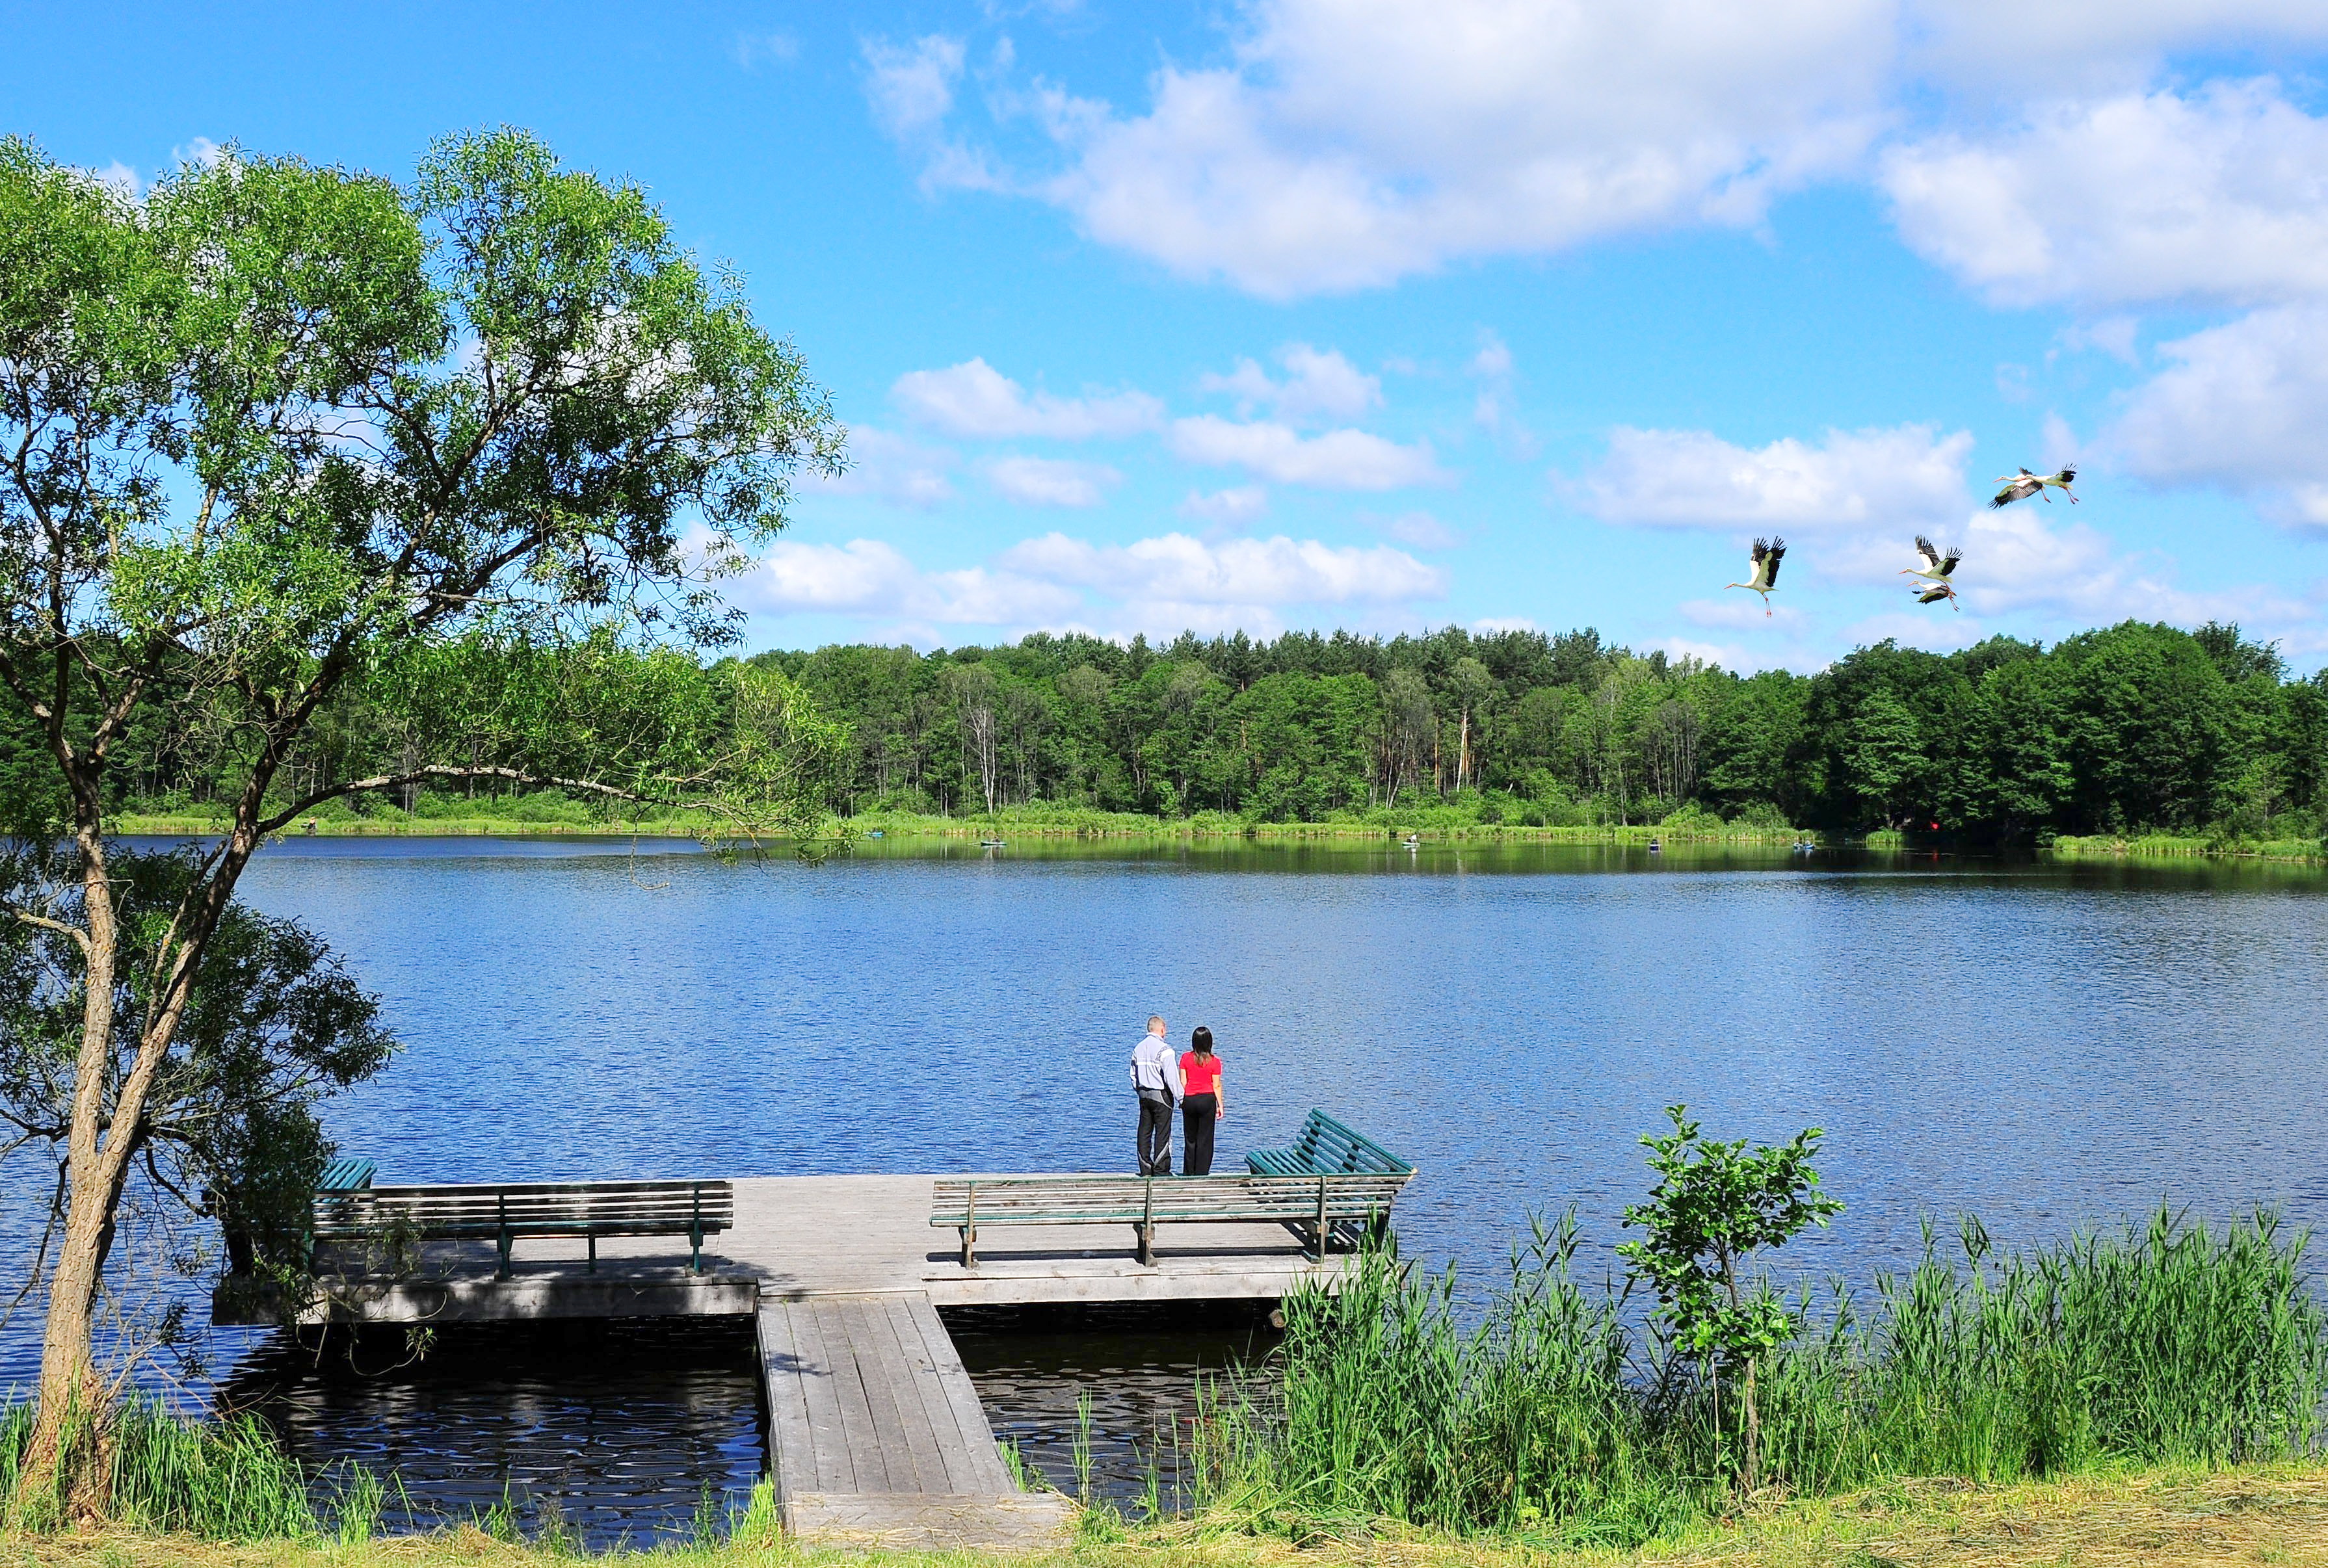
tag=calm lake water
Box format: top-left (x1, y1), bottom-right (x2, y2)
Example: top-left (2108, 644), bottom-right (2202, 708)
top-left (6, 836), bottom-right (2326, 1541)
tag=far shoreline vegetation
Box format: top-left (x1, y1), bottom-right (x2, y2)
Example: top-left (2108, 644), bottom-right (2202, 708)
top-left (68, 617), bottom-right (2328, 868)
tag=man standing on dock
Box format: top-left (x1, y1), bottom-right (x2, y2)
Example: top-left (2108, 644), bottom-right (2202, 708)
top-left (1131, 1015), bottom-right (1182, 1175)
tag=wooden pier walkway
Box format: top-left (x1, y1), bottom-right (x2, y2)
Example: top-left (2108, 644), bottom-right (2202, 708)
top-left (219, 1171), bottom-right (1364, 1550)
top-left (757, 1292), bottom-right (1074, 1547)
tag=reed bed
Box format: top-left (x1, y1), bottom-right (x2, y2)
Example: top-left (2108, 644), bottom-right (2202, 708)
top-left (1180, 1207), bottom-right (2328, 1548)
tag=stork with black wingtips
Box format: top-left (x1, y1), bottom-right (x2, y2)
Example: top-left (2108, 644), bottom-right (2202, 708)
top-left (1991, 466), bottom-right (2077, 508)
top-left (1903, 535), bottom-right (1963, 610)
top-left (1725, 536), bottom-right (1787, 616)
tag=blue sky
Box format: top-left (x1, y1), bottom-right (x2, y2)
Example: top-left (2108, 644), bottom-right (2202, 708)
top-left (9, 1), bottom-right (2328, 670)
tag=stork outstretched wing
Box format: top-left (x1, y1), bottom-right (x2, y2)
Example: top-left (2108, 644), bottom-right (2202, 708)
top-left (1914, 534), bottom-right (1942, 571)
top-left (1762, 538), bottom-right (1786, 586)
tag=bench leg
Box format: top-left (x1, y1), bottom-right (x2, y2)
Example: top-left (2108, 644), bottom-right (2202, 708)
top-left (960, 1225), bottom-right (976, 1270)
top-left (587, 1235), bottom-right (597, 1274)
top-left (1136, 1223), bottom-right (1156, 1268)
top-left (497, 1227), bottom-right (511, 1281)
top-left (691, 1220), bottom-right (703, 1275)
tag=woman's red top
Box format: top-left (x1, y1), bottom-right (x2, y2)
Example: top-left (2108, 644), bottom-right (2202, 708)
top-left (1181, 1052), bottom-right (1222, 1097)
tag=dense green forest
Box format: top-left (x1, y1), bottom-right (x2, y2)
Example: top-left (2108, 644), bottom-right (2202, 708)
top-left (59, 618), bottom-right (2328, 845)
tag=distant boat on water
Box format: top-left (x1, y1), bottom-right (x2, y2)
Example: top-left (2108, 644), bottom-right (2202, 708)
top-left (979, 838), bottom-right (1006, 848)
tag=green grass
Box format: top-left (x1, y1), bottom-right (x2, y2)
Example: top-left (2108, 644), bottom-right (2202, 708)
top-left (2049, 831), bottom-right (2328, 863)
top-left (1178, 1207), bottom-right (2327, 1548)
top-left (840, 805), bottom-right (1802, 844)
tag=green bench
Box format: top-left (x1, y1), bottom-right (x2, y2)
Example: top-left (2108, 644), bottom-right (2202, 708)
top-left (929, 1171), bottom-right (1411, 1269)
top-left (1247, 1112), bottom-right (1415, 1249)
top-left (310, 1178), bottom-right (734, 1278)
top-left (1247, 1110), bottom-right (1415, 1179)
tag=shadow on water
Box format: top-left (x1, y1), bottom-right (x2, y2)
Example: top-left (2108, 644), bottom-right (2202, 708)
top-left (219, 1306), bottom-right (1270, 1541)
top-left (944, 1301), bottom-right (1280, 1512)
top-left (220, 1319), bottom-right (763, 1549)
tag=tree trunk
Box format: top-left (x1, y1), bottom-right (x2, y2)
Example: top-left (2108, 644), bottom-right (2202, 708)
top-left (1742, 1354), bottom-right (1761, 1493)
top-left (20, 825), bottom-right (125, 1514)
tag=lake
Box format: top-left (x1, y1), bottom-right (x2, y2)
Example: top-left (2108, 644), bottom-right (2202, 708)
top-left (7, 836), bottom-right (2325, 1540)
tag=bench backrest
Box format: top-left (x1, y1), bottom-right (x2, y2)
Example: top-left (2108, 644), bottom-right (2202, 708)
top-left (317, 1156), bottom-right (376, 1192)
top-left (315, 1179), bottom-right (734, 1234)
top-left (931, 1172), bottom-right (1408, 1225)
top-left (1288, 1110), bottom-right (1414, 1175)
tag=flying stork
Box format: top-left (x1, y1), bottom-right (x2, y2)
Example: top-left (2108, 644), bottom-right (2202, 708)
top-left (1725, 536), bottom-right (1787, 616)
top-left (1991, 466), bottom-right (2078, 509)
top-left (1903, 535), bottom-right (1962, 609)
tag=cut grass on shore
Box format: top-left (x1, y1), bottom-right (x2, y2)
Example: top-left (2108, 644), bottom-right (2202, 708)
top-left (6, 1464), bottom-right (2328, 1567)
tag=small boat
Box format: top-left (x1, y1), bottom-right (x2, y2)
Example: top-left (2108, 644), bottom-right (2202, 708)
top-left (864, 829), bottom-right (884, 839)
top-left (1401, 834), bottom-right (1420, 848)
top-left (1648, 838), bottom-right (1661, 854)
top-left (979, 839), bottom-right (1006, 848)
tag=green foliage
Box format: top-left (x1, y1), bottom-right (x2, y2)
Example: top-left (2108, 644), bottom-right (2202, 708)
top-left (1192, 1205), bottom-right (2325, 1548)
top-left (0, 848), bottom-right (395, 1279)
top-left (1617, 1106), bottom-right (1843, 1488)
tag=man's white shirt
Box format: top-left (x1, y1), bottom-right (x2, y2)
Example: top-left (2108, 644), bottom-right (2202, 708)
top-left (1131, 1034), bottom-right (1182, 1097)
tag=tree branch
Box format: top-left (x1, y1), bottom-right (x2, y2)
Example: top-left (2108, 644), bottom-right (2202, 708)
top-left (255, 764), bottom-right (644, 836)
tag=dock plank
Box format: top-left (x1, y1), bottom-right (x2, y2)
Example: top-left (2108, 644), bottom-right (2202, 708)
top-left (816, 1298), bottom-right (893, 1495)
top-left (784, 1300), bottom-right (860, 1495)
top-left (842, 1291), bottom-right (942, 1495)
top-left (907, 1293), bottom-right (1017, 1494)
top-left (882, 1292), bottom-right (994, 1495)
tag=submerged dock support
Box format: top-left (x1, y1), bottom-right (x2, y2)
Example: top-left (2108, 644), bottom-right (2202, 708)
top-left (756, 1292), bottom-right (1074, 1549)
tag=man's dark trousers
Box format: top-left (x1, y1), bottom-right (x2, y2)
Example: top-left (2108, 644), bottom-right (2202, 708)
top-left (1137, 1090), bottom-right (1174, 1175)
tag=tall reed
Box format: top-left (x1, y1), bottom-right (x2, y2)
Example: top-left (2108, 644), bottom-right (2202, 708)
top-left (1195, 1205), bottom-right (2326, 1547)
top-left (0, 1396), bottom-right (390, 1540)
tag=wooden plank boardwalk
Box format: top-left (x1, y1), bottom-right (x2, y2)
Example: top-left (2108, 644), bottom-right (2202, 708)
top-left (215, 1171), bottom-right (1355, 1549)
top-left (756, 1293), bottom-right (1073, 1548)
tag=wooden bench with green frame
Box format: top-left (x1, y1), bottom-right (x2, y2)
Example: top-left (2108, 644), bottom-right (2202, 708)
top-left (1247, 1110), bottom-right (1416, 1249)
top-left (928, 1170), bottom-right (1412, 1269)
top-left (310, 1177), bottom-right (735, 1279)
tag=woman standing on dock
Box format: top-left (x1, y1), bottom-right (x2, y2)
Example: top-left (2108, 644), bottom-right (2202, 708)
top-left (1180, 1028), bottom-right (1224, 1176)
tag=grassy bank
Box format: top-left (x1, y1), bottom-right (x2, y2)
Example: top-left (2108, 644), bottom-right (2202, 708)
top-left (115, 799), bottom-right (1806, 846)
top-left (2050, 831), bottom-right (2328, 865)
top-left (1179, 1207), bottom-right (2325, 1546)
top-left (831, 805), bottom-right (1802, 844)
top-left (10, 1464), bottom-right (2328, 1566)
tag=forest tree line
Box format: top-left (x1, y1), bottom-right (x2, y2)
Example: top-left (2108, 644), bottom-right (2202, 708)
top-left (56, 618), bottom-right (2328, 844)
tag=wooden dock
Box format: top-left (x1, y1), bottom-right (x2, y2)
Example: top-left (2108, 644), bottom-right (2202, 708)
top-left (757, 1293), bottom-right (1074, 1547)
top-left (218, 1171), bottom-right (1358, 1549)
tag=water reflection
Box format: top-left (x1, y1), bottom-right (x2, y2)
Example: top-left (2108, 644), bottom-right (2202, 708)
top-left (221, 1320), bottom-right (761, 1548)
top-left (946, 1301), bottom-right (1279, 1511)
top-left (6, 837), bottom-right (2323, 1538)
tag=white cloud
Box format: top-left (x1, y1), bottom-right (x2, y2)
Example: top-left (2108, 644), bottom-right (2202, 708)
top-left (863, 35), bottom-right (964, 141)
top-left (890, 358), bottom-right (1165, 439)
top-left (172, 137), bottom-right (223, 170)
top-left (1178, 486), bottom-right (1271, 527)
top-left (2058, 316), bottom-right (2141, 365)
top-left (2110, 306), bottom-right (2328, 516)
top-left (804, 425), bottom-right (957, 508)
top-left (1001, 530), bottom-right (1446, 610)
top-left (1198, 343), bottom-right (1381, 420)
top-left (734, 31), bottom-right (800, 68)
top-left (1382, 510), bottom-right (1462, 549)
top-left (87, 161), bottom-right (142, 199)
top-left (739, 528), bottom-right (1447, 641)
top-left (1168, 415), bottom-right (1447, 489)
top-left (968, 0), bottom-right (1894, 298)
top-left (985, 454), bottom-right (1120, 507)
top-left (741, 538), bottom-right (1082, 625)
top-left (1681, 597), bottom-right (1809, 631)
top-left (1904, 1), bottom-right (2328, 94)
top-left (1881, 80), bottom-right (2328, 309)
top-left (1955, 504), bottom-right (2308, 627)
top-left (1570, 423), bottom-right (1973, 531)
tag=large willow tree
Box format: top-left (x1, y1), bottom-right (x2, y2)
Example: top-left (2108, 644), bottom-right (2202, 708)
top-left (0, 128), bottom-right (844, 1498)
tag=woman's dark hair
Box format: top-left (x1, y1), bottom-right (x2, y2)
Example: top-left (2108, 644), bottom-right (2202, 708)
top-left (1190, 1025), bottom-right (1215, 1057)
